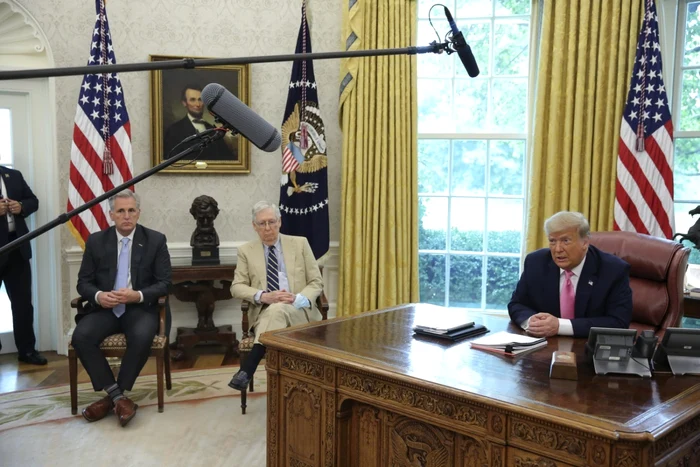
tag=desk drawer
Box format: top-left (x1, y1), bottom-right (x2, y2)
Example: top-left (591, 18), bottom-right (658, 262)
top-left (507, 446), bottom-right (575, 467)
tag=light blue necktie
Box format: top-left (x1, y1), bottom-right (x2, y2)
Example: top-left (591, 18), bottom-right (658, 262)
top-left (113, 237), bottom-right (130, 318)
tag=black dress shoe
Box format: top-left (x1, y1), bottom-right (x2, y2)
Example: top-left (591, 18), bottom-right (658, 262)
top-left (18, 350), bottom-right (48, 365)
top-left (228, 370), bottom-right (251, 391)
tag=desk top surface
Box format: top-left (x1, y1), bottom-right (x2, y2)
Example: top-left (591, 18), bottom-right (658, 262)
top-left (262, 303), bottom-right (700, 436)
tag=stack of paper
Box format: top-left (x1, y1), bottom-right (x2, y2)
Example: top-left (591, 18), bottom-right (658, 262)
top-left (470, 331), bottom-right (547, 356)
top-left (689, 287), bottom-right (700, 299)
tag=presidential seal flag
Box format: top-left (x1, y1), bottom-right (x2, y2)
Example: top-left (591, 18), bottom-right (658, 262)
top-left (279, 0), bottom-right (329, 260)
top-left (67, 0), bottom-right (133, 248)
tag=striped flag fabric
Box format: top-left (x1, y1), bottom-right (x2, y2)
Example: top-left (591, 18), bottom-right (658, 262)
top-left (279, 0), bottom-right (329, 259)
top-left (614, 0), bottom-right (674, 239)
top-left (67, 0), bottom-right (133, 248)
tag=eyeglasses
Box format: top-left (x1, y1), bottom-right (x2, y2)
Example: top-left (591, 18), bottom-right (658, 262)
top-left (254, 219), bottom-right (279, 228)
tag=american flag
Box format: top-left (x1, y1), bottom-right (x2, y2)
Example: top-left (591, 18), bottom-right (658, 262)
top-left (67, 0), bottom-right (133, 248)
top-left (278, 0), bottom-right (329, 260)
top-left (614, 0), bottom-right (674, 239)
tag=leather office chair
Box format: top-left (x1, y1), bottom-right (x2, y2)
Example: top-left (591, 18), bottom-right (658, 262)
top-left (68, 296), bottom-right (172, 414)
top-left (590, 231), bottom-right (690, 337)
top-left (238, 292), bottom-right (329, 414)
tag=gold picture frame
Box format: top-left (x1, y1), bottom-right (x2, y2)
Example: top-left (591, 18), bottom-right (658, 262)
top-left (149, 54), bottom-right (251, 174)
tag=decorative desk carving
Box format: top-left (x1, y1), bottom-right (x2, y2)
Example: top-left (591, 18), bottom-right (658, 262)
top-left (261, 304), bottom-right (700, 467)
top-left (190, 195), bottom-right (220, 265)
top-left (170, 264), bottom-right (237, 360)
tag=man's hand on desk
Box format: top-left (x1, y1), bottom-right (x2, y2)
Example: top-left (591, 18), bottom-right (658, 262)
top-left (526, 313), bottom-right (560, 337)
top-left (260, 290), bottom-right (295, 305)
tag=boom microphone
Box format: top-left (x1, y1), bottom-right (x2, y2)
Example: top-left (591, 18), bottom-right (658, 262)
top-left (443, 7), bottom-right (480, 78)
top-left (201, 83), bottom-right (281, 152)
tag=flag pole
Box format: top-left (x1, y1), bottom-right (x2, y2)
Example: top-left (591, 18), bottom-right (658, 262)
top-left (0, 43), bottom-right (449, 81)
top-left (0, 131), bottom-right (227, 257)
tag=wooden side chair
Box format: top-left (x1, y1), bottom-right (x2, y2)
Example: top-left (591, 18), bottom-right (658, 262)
top-left (68, 296), bottom-right (172, 414)
top-left (238, 292), bottom-right (329, 414)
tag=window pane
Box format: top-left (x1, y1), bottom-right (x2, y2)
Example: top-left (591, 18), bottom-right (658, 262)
top-left (486, 256), bottom-right (520, 309)
top-left (419, 140), bottom-right (450, 195)
top-left (419, 0), bottom-right (454, 19)
top-left (674, 138), bottom-right (700, 200)
top-left (451, 197), bottom-right (485, 251)
top-left (454, 78), bottom-right (488, 132)
top-left (456, 21), bottom-right (491, 77)
top-left (494, 19), bottom-right (529, 76)
top-left (492, 78), bottom-right (527, 132)
top-left (679, 70), bottom-right (700, 131)
top-left (456, 0), bottom-right (493, 18)
top-left (419, 254), bottom-right (447, 304)
top-left (674, 203), bottom-right (700, 265)
top-left (418, 19), bottom-right (452, 78)
top-left (495, 0), bottom-right (530, 16)
top-left (449, 254), bottom-right (482, 307)
top-left (418, 78), bottom-right (454, 132)
top-left (683, 2), bottom-right (700, 67)
top-left (419, 197), bottom-right (448, 250)
top-left (452, 139), bottom-right (486, 195)
top-left (486, 199), bottom-right (522, 253)
top-left (489, 140), bottom-right (524, 195)
top-left (0, 108), bottom-right (11, 166)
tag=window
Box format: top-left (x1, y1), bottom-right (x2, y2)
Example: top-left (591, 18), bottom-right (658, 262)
top-left (417, 0), bottom-right (531, 309)
top-left (673, 1), bottom-right (700, 265)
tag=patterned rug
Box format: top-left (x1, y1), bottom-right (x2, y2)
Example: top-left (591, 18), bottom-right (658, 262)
top-left (0, 367), bottom-right (267, 467)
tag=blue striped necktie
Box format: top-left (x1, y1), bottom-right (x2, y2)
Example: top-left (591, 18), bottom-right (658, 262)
top-left (113, 237), bottom-right (130, 317)
top-left (266, 245), bottom-right (279, 292)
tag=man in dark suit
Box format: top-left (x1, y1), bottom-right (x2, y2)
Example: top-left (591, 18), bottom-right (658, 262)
top-left (162, 84), bottom-right (238, 161)
top-left (0, 165), bottom-right (46, 364)
top-left (71, 189), bottom-right (171, 427)
top-left (508, 211), bottom-right (632, 338)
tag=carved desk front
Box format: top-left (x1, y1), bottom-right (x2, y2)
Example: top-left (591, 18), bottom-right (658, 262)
top-left (261, 304), bottom-right (700, 467)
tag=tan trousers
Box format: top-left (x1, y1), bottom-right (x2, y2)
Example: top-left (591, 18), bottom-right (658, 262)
top-left (253, 303), bottom-right (312, 344)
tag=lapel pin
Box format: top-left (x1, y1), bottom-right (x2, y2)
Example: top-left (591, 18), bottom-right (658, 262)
top-left (138, 243), bottom-right (143, 247)
top-left (3, 174), bottom-right (8, 178)
top-left (588, 280), bottom-right (594, 286)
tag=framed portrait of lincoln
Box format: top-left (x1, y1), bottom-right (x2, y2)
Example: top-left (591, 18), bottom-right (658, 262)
top-left (149, 54), bottom-right (250, 174)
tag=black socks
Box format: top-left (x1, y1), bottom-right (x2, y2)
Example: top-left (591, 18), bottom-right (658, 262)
top-left (241, 344), bottom-right (266, 375)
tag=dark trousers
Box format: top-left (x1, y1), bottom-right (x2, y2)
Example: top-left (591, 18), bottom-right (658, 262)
top-left (0, 236), bottom-right (36, 355)
top-left (71, 307), bottom-right (158, 392)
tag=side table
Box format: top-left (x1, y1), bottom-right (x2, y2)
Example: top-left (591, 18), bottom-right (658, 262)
top-left (170, 264), bottom-right (238, 360)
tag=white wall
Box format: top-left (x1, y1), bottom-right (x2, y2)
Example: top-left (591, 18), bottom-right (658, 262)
top-left (14, 0), bottom-right (345, 353)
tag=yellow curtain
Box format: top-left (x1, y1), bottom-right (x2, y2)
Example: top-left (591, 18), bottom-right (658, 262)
top-left (337, 0), bottom-right (419, 316)
top-left (526, 0), bottom-right (643, 252)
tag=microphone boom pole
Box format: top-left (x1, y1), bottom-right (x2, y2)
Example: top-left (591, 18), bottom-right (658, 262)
top-left (0, 44), bottom-right (447, 81)
top-left (0, 131), bottom-right (227, 257)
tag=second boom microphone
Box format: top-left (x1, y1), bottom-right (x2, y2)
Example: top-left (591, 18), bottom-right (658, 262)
top-left (443, 7), bottom-right (480, 78)
top-left (201, 83), bottom-right (281, 152)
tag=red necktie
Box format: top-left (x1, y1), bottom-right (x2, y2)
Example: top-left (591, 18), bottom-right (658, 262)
top-left (560, 270), bottom-right (575, 320)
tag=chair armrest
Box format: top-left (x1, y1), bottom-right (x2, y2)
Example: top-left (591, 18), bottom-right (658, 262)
top-left (318, 291), bottom-right (329, 320)
top-left (71, 297), bottom-right (88, 314)
top-left (241, 300), bottom-right (250, 335)
top-left (158, 296), bottom-right (167, 337)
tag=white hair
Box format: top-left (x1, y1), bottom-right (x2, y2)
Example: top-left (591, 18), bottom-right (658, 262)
top-left (544, 211), bottom-right (590, 238)
top-left (251, 201), bottom-right (281, 222)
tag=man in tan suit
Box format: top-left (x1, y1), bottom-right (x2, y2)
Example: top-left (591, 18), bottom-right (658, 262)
top-left (228, 201), bottom-right (323, 390)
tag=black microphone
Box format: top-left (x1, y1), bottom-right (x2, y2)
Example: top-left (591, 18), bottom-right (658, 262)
top-left (201, 83), bottom-right (281, 152)
top-left (443, 7), bottom-right (479, 77)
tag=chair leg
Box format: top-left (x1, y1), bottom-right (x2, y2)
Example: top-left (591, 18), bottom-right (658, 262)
top-left (241, 388), bottom-right (247, 415)
top-left (156, 353), bottom-right (164, 413)
top-left (164, 341), bottom-right (172, 390)
top-left (249, 372), bottom-right (254, 392)
top-left (69, 349), bottom-right (78, 415)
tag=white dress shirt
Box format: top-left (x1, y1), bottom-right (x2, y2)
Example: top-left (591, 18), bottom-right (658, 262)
top-left (0, 175), bottom-right (15, 232)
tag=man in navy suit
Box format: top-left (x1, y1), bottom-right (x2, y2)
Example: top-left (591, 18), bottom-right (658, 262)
top-left (71, 190), bottom-right (171, 427)
top-left (0, 165), bottom-right (46, 365)
top-left (508, 211), bottom-right (632, 338)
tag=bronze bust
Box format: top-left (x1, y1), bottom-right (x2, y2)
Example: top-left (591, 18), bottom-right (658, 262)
top-left (190, 195), bottom-right (220, 264)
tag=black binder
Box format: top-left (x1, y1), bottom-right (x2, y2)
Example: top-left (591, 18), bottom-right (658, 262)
top-left (413, 323), bottom-right (489, 341)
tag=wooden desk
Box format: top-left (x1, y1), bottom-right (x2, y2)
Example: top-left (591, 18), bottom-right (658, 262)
top-left (261, 304), bottom-right (700, 467)
top-left (170, 264), bottom-right (237, 360)
top-left (685, 294), bottom-right (700, 319)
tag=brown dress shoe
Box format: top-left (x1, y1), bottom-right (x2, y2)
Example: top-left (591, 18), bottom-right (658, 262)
top-left (114, 397), bottom-right (138, 427)
top-left (82, 395), bottom-right (114, 422)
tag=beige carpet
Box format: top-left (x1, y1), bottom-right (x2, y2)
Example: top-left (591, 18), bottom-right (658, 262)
top-left (0, 368), bottom-right (267, 467)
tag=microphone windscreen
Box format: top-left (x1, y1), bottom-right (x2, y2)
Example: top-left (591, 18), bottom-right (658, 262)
top-left (201, 83), bottom-right (281, 152)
